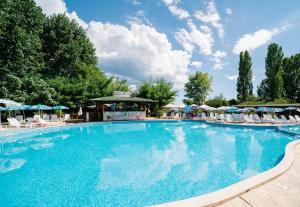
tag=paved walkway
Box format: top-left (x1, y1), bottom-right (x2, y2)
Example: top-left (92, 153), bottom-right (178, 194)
top-left (217, 144), bottom-right (300, 207)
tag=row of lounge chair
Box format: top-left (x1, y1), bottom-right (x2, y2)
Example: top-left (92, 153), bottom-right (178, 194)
top-left (204, 113), bottom-right (300, 124)
top-left (7, 117), bottom-right (47, 128)
top-left (5, 114), bottom-right (71, 128)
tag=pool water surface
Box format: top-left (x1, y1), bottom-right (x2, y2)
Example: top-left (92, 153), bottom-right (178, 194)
top-left (0, 121), bottom-right (297, 207)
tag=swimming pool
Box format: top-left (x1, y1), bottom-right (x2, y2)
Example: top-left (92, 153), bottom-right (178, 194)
top-left (0, 121), bottom-right (297, 207)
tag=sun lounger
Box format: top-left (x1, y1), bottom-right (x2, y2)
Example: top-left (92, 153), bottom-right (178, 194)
top-left (209, 113), bottom-right (215, 120)
top-left (7, 118), bottom-right (22, 128)
top-left (36, 117), bottom-right (47, 127)
top-left (162, 113), bottom-right (167, 119)
top-left (288, 116), bottom-right (297, 123)
top-left (34, 115), bottom-right (41, 119)
top-left (174, 113), bottom-right (179, 119)
top-left (280, 115), bottom-right (290, 124)
top-left (16, 115), bottom-right (24, 123)
top-left (51, 114), bottom-right (58, 122)
top-left (7, 118), bottom-right (35, 128)
top-left (224, 114), bottom-right (233, 122)
top-left (42, 114), bottom-right (50, 121)
top-left (64, 114), bottom-right (71, 121)
top-left (294, 115), bottom-right (300, 123)
top-left (252, 114), bottom-right (261, 123)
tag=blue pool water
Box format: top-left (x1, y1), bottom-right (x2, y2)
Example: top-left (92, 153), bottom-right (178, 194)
top-left (280, 125), bottom-right (300, 134)
top-left (0, 121), bottom-right (297, 207)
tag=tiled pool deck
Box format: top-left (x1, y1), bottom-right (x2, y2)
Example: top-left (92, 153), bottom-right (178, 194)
top-left (218, 142), bottom-right (300, 207)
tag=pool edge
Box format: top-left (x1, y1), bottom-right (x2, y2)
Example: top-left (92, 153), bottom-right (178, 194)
top-left (150, 139), bottom-right (300, 207)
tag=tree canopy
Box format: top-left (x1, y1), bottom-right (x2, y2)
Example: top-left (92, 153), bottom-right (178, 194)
top-left (282, 54), bottom-right (300, 102)
top-left (0, 0), bottom-right (129, 108)
top-left (136, 78), bottom-right (177, 115)
top-left (257, 43), bottom-right (284, 101)
top-left (184, 71), bottom-right (212, 105)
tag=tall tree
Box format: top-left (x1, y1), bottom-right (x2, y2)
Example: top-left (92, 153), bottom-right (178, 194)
top-left (282, 54), bottom-right (300, 102)
top-left (258, 43), bottom-right (284, 100)
top-left (236, 51), bottom-right (253, 102)
top-left (137, 78), bottom-right (177, 115)
top-left (184, 71), bottom-right (212, 104)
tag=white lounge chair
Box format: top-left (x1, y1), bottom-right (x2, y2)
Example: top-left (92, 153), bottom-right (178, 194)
top-left (294, 115), bottom-right (300, 123)
top-left (34, 115), bottom-right (41, 119)
top-left (174, 113), bottom-right (179, 119)
top-left (43, 114), bottom-right (50, 121)
top-left (224, 114), bottom-right (233, 122)
top-left (201, 113), bottom-right (206, 120)
top-left (51, 114), bottom-right (58, 122)
top-left (26, 117), bottom-right (35, 123)
top-left (288, 116), bottom-right (297, 123)
top-left (280, 115), bottom-right (290, 124)
top-left (252, 114), bottom-right (261, 123)
top-left (7, 118), bottom-right (22, 128)
top-left (209, 113), bottom-right (215, 120)
top-left (64, 114), bottom-right (71, 121)
top-left (162, 113), bottom-right (167, 119)
top-left (16, 115), bottom-right (24, 123)
top-left (36, 117), bottom-right (47, 127)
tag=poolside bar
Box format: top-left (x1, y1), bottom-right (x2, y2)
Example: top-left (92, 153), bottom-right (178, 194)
top-left (90, 94), bottom-right (156, 121)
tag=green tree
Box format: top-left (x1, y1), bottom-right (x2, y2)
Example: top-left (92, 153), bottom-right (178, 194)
top-left (282, 54), bottom-right (300, 102)
top-left (41, 14), bottom-right (97, 78)
top-left (0, 0), bottom-right (55, 103)
top-left (184, 71), bottom-right (212, 104)
top-left (137, 78), bottom-right (177, 116)
top-left (205, 94), bottom-right (228, 108)
top-left (258, 43), bottom-right (284, 100)
top-left (237, 51), bottom-right (253, 102)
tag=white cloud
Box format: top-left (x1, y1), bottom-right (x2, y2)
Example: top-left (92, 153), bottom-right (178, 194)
top-left (190, 61), bottom-right (202, 68)
top-left (35, 0), bottom-right (87, 29)
top-left (35, 0), bottom-right (66, 15)
top-left (161, 0), bottom-right (181, 6)
top-left (194, 1), bottom-right (224, 39)
top-left (129, 0), bottom-right (141, 5)
top-left (233, 25), bottom-right (289, 54)
top-left (174, 19), bottom-right (214, 55)
top-left (214, 50), bottom-right (226, 58)
top-left (225, 8), bottom-right (233, 15)
top-left (127, 10), bottom-right (152, 26)
top-left (86, 22), bottom-right (191, 89)
top-left (226, 74), bottom-right (238, 81)
top-left (212, 62), bottom-right (227, 70)
top-left (168, 5), bottom-right (190, 20)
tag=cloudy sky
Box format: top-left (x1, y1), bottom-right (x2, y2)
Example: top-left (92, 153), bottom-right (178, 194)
top-left (35, 0), bottom-right (300, 103)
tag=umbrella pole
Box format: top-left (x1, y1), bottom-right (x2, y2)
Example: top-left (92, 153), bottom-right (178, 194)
top-left (23, 110), bottom-right (25, 123)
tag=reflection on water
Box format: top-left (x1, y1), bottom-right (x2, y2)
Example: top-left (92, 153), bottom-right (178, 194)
top-left (97, 127), bottom-right (188, 190)
top-left (0, 158), bottom-right (26, 173)
top-left (0, 130), bottom-right (71, 173)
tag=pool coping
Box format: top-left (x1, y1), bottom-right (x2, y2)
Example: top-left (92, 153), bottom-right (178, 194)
top-left (151, 139), bottom-right (300, 207)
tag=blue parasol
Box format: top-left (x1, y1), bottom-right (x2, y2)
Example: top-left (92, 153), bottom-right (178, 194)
top-left (52, 105), bottom-right (69, 110)
top-left (31, 104), bottom-right (52, 115)
top-left (257, 107), bottom-right (269, 112)
top-left (183, 106), bottom-right (192, 113)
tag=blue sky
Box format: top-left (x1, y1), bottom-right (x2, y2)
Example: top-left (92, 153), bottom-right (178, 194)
top-left (36, 0), bottom-right (300, 103)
